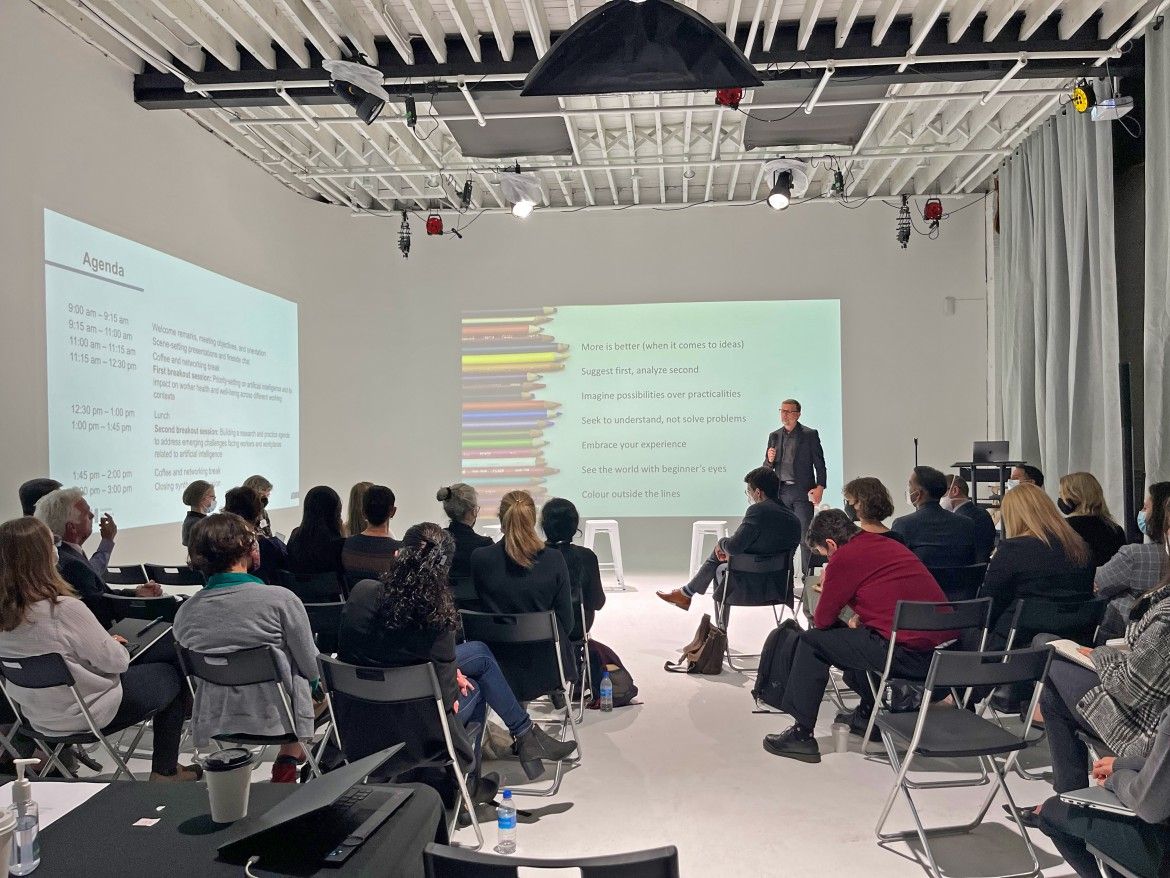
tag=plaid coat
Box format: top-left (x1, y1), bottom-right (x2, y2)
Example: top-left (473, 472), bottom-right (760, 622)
top-left (1080, 581), bottom-right (1170, 758)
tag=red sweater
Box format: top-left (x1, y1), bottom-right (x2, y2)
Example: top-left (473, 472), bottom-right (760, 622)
top-left (814, 531), bottom-right (954, 650)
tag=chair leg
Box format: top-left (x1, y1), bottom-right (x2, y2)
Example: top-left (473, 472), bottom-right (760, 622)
top-left (575, 640), bottom-right (593, 724)
top-left (449, 766), bottom-right (485, 850)
top-left (98, 728), bottom-right (140, 781)
top-left (511, 692), bottom-right (581, 797)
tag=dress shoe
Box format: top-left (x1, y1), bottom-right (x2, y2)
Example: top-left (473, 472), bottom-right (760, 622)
top-left (656, 589), bottom-right (692, 611)
top-left (1003, 803), bottom-right (1042, 829)
top-left (762, 727), bottom-right (821, 763)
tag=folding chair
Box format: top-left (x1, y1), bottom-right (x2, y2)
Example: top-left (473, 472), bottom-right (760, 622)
top-left (423, 842), bottom-right (680, 877)
top-left (302, 601), bottom-right (344, 656)
top-left (143, 563), bottom-right (204, 587)
top-left (926, 564), bottom-right (988, 601)
top-left (713, 551), bottom-right (795, 671)
top-left (1002, 597), bottom-right (1108, 652)
top-left (450, 575), bottom-right (481, 612)
top-left (0, 653), bottom-right (152, 780)
top-left (860, 598), bottom-right (993, 757)
top-left (572, 602), bottom-right (593, 722)
top-left (103, 564), bottom-right (148, 586)
top-left (175, 644), bottom-right (323, 778)
top-left (317, 656), bottom-right (484, 849)
top-left (1088, 844), bottom-right (1148, 878)
top-left (458, 610), bottom-right (581, 796)
top-left (873, 647), bottom-right (1053, 878)
top-left (102, 593), bottom-right (182, 623)
top-left (275, 569), bottom-right (344, 603)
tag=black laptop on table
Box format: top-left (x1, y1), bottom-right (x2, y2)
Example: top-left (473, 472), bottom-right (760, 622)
top-left (972, 440), bottom-right (1010, 464)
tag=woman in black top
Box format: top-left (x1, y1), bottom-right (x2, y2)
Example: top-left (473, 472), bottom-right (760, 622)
top-left (540, 498), bottom-right (605, 641)
top-left (287, 486), bottom-right (345, 578)
top-left (222, 486), bottom-right (287, 584)
top-left (1058, 472), bottom-right (1126, 567)
top-left (437, 483), bottom-right (493, 584)
top-left (181, 479), bottom-right (215, 548)
top-left (337, 523), bottom-right (576, 785)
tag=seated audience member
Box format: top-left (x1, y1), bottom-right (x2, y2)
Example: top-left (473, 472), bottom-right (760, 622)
top-left (242, 475), bottom-right (274, 538)
top-left (891, 466), bottom-right (979, 567)
top-left (1039, 705), bottom-right (1170, 878)
top-left (0, 517), bottom-right (196, 781)
top-left (222, 486), bottom-right (287, 584)
top-left (35, 487), bottom-right (117, 580)
top-left (760, 510), bottom-right (953, 763)
top-left (338, 523), bottom-right (576, 790)
top-left (658, 467), bottom-right (802, 613)
top-left (174, 513), bottom-right (318, 783)
top-left (1058, 472), bottom-right (1126, 568)
top-left (942, 474), bottom-right (997, 562)
top-left (346, 481), bottom-right (374, 540)
top-left (542, 498), bottom-right (605, 640)
top-left (978, 483), bottom-right (1094, 647)
top-left (34, 488), bottom-right (159, 628)
top-left (286, 486), bottom-right (346, 580)
top-left (438, 484), bottom-right (492, 587)
top-left (843, 477), bottom-right (904, 543)
top-left (181, 479), bottom-right (216, 548)
top-left (18, 478), bottom-right (61, 517)
top-left (1012, 464), bottom-right (1045, 489)
top-left (1095, 483), bottom-right (1170, 640)
top-left (341, 485), bottom-right (402, 582)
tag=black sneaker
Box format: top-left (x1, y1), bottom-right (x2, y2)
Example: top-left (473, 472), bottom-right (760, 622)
top-left (762, 727), bottom-right (821, 763)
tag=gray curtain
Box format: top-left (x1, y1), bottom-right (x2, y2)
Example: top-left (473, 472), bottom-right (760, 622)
top-left (1147, 24), bottom-right (1170, 485)
top-left (993, 101), bottom-right (1123, 513)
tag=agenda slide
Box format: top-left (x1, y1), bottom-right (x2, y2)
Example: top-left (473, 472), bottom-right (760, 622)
top-left (460, 300), bottom-right (842, 517)
top-left (43, 209), bottom-right (300, 529)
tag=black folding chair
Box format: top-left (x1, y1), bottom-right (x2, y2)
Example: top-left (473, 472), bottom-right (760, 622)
top-left (143, 564), bottom-right (204, 587)
top-left (926, 564), bottom-right (988, 601)
top-left (714, 552), bottom-right (795, 671)
top-left (176, 644), bottom-right (323, 778)
top-left (450, 575), bottom-right (480, 612)
top-left (275, 569), bottom-right (344, 603)
top-left (317, 656), bottom-right (483, 849)
top-left (0, 653), bottom-right (152, 780)
top-left (423, 842), bottom-right (680, 877)
top-left (103, 564), bottom-right (148, 586)
top-left (102, 594), bottom-right (182, 623)
top-left (1087, 843), bottom-right (1149, 878)
top-left (458, 610), bottom-right (580, 796)
top-left (873, 647), bottom-right (1053, 878)
top-left (1003, 597), bottom-right (1108, 652)
top-left (303, 602), bottom-right (344, 656)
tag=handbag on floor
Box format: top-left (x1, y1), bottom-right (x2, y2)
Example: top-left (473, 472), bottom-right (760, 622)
top-left (664, 613), bottom-right (726, 675)
top-left (587, 639), bottom-right (640, 708)
top-left (751, 619), bottom-right (803, 709)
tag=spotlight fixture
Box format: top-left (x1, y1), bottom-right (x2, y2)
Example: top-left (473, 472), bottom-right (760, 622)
top-left (404, 94), bottom-right (418, 129)
top-left (398, 211), bottom-right (411, 258)
top-left (831, 169), bottom-right (845, 198)
top-left (323, 60), bottom-right (389, 125)
top-left (500, 171), bottom-right (544, 219)
top-left (923, 198), bottom-right (944, 223)
top-left (896, 196), bottom-right (911, 249)
top-left (426, 214), bottom-right (444, 236)
top-left (460, 179), bottom-right (474, 210)
top-left (715, 88), bottom-right (743, 110)
top-left (762, 158), bottom-right (810, 211)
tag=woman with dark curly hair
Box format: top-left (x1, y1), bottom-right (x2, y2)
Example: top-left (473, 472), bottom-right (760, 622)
top-left (338, 522), bottom-right (577, 789)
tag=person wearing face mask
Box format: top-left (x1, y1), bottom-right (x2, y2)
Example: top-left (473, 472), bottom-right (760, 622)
top-left (181, 480), bottom-right (216, 548)
top-left (1058, 472), bottom-right (1126, 567)
top-left (890, 466), bottom-right (979, 568)
top-left (842, 477), bottom-right (904, 543)
top-left (941, 474), bottom-right (996, 562)
top-left (1094, 482), bottom-right (1170, 640)
top-left (242, 474), bottom-right (274, 538)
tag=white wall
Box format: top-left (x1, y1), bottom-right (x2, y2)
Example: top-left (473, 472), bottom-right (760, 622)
top-left (1, 0), bottom-right (991, 571)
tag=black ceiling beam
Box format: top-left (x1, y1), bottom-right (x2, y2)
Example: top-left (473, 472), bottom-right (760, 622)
top-left (134, 10), bottom-right (1133, 110)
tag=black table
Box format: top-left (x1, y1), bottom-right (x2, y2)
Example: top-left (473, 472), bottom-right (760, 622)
top-left (33, 780), bottom-right (448, 877)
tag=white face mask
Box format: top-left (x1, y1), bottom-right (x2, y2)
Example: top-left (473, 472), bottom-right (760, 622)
top-left (1004, 479), bottom-right (1020, 492)
top-left (203, 500), bottom-right (216, 515)
top-left (940, 496), bottom-right (956, 512)
top-left (906, 489), bottom-right (919, 507)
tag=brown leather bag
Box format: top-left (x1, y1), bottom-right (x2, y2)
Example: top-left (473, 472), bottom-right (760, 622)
top-left (664, 613), bottom-right (726, 675)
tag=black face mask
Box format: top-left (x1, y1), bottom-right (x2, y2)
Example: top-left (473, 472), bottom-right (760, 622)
top-left (1057, 498), bottom-right (1078, 515)
top-left (845, 504), bottom-right (859, 522)
top-left (261, 496), bottom-right (269, 508)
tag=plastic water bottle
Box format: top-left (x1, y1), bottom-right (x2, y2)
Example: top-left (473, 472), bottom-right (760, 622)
top-left (600, 671), bottom-right (614, 712)
top-left (494, 789), bottom-right (516, 854)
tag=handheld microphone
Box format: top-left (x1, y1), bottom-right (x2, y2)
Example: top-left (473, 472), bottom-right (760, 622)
top-left (913, 437), bottom-right (919, 467)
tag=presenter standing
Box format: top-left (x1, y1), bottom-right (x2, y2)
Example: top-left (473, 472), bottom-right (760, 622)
top-left (765, 399), bottom-right (826, 574)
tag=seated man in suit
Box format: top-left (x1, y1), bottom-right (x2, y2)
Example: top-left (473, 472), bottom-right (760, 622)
top-left (34, 487), bottom-right (161, 628)
top-left (891, 466), bottom-right (978, 568)
top-left (761, 509), bottom-right (953, 764)
top-left (943, 474), bottom-right (996, 562)
top-left (18, 477), bottom-right (61, 517)
top-left (657, 467), bottom-right (801, 615)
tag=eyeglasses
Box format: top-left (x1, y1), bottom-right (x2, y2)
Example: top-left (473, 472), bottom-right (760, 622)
top-left (779, 409), bottom-right (799, 415)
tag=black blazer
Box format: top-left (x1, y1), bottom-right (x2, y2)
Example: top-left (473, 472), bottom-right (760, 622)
top-left (548, 543), bottom-right (606, 640)
top-left (954, 500), bottom-right (997, 562)
top-left (721, 499), bottom-right (803, 599)
top-left (977, 535), bottom-right (1096, 637)
top-left (57, 544), bottom-right (133, 629)
top-left (763, 422), bottom-right (827, 493)
top-left (470, 542), bottom-right (574, 638)
top-left (181, 511), bottom-right (205, 548)
top-left (891, 501), bottom-right (979, 568)
top-left (447, 521), bottom-right (493, 586)
top-left (1066, 515), bottom-right (1126, 568)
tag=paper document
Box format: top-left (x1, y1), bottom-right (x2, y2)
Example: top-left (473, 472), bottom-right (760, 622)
top-left (1047, 639), bottom-right (1096, 671)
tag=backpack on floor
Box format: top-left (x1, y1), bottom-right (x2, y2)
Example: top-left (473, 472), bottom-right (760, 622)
top-left (587, 639), bottom-right (640, 708)
top-left (751, 619), bottom-right (803, 709)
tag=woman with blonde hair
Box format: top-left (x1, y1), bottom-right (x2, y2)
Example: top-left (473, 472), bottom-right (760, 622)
top-left (345, 481), bottom-right (374, 539)
top-left (242, 475), bottom-right (274, 537)
top-left (979, 483), bottom-right (1095, 645)
top-left (1058, 472), bottom-right (1125, 567)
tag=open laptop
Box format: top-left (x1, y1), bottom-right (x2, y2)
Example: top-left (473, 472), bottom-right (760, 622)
top-left (217, 744), bottom-right (411, 868)
top-left (109, 617), bottom-right (173, 662)
top-left (972, 440), bottom-right (1010, 464)
top-left (1059, 786), bottom-right (1137, 817)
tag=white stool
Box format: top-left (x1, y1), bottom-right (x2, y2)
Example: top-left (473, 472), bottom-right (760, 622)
top-left (689, 520), bottom-right (728, 577)
top-left (583, 519), bottom-right (627, 591)
top-left (479, 523), bottom-right (501, 541)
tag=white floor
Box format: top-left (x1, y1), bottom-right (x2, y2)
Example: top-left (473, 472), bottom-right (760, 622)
top-left (92, 572), bottom-right (1079, 877)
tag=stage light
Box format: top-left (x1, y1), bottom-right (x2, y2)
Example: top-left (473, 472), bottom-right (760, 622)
top-left (762, 158), bottom-right (810, 211)
top-left (426, 214), bottom-right (444, 235)
top-left (715, 88), bottom-right (743, 110)
top-left (767, 172), bottom-right (791, 210)
top-left (896, 196), bottom-right (911, 249)
top-left (500, 171), bottom-right (544, 220)
top-left (398, 211), bottom-right (411, 258)
top-left (923, 198), bottom-right (944, 222)
top-left (404, 94), bottom-right (418, 129)
top-left (323, 60), bottom-right (389, 125)
top-left (512, 199), bottom-right (535, 219)
top-left (460, 179), bottom-right (473, 210)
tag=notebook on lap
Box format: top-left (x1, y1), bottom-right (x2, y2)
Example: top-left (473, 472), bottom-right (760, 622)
top-left (109, 618), bottom-right (173, 662)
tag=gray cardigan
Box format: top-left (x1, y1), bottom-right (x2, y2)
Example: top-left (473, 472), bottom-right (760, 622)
top-left (1107, 707), bottom-right (1170, 823)
top-left (172, 582), bottom-right (317, 747)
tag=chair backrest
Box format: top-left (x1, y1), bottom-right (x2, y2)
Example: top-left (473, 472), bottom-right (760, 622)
top-left (0, 653), bottom-right (74, 690)
top-left (276, 569), bottom-right (344, 603)
top-left (176, 644), bottom-right (281, 687)
top-left (1007, 597), bottom-right (1107, 647)
top-left (303, 602), bottom-right (344, 656)
top-left (102, 594), bottom-right (181, 623)
top-left (423, 843), bottom-right (681, 878)
top-left (892, 598), bottom-right (993, 636)
top-left (144, 563), bottom-right (204, 586)
top-left (458, 611), bottom-right (564, 702)
top-left (723, 552), bottom-right (794, 607)
top-left (103, 564), bottom-right (148, 585)
top-left (923, 647), bottom-right (1052, 691)
top-left (926, 564), bottom-right (988, 601)
top-left (450, 575), bottom-right (479, 609)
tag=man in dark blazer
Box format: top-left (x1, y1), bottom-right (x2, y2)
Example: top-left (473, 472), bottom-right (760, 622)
top-left (658, 467), bottom-right (802, 612)
top-left (763, 399), bottom-right (826, 574)
top-left (943, 474), bottom-right (996, 562)
top-left (891, 466), bottom-right (978, 568)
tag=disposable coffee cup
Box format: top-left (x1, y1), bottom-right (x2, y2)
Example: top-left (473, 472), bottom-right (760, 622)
top-left (203, 747), bottom-right (254, 823)
top-left (831, 722), bottom-right (850, 754)
top-left (0, 805), bottom-right (16, 869)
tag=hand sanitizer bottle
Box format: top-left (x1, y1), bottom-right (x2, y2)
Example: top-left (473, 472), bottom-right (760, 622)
top-left (10, 758), bottom-right (40, 875)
